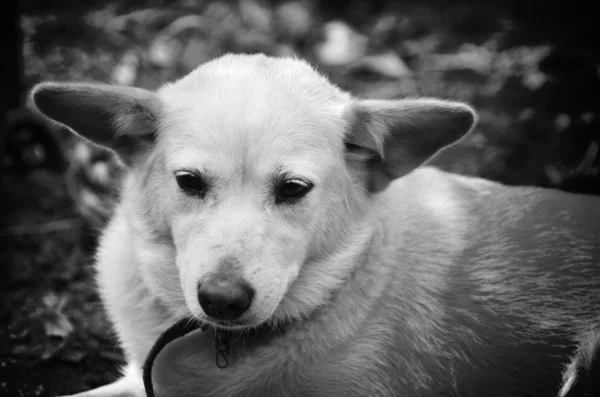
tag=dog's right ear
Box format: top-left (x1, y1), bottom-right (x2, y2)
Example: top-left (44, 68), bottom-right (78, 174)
top-left (31, 82), bottom-right (161, 166)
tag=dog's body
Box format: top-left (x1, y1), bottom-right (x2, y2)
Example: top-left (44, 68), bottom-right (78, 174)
top-left (32, 54), bottom-right (600, 397)
top-left (146, 167), bottom-right (600, 397)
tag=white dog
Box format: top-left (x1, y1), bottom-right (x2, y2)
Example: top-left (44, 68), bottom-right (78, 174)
top-left (32, 54), bottom-right (600, 397)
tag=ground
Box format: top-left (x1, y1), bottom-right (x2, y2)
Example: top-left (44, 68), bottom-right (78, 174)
top-left (1, 0), bottom-right (599, 396)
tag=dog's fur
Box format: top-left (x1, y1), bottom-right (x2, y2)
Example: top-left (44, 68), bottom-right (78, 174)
top-left (31, 54), bottom-right (600, 397)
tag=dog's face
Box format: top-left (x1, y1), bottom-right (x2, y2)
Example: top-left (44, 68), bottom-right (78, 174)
top-left (31, 54), bottom-right (476, 330)
top-left (154, 57), bottom-right (359, 328)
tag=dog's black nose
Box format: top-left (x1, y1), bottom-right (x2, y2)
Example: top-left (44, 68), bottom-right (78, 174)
top-left (197, 278), bottom-right (254, 321)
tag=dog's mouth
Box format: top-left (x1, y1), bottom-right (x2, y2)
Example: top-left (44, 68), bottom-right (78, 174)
top-left (189, 312), bottom-right (273, 333)
top-left (203, 318), bottom-right (259, 332)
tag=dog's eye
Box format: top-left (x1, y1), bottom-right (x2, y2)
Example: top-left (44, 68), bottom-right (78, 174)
top-left (175, 171), bottom-right (207, 196)
top-left (276, 179), bottom-right (313, 204)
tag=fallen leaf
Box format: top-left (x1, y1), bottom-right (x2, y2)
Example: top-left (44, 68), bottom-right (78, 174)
top-left (369, 14), bottom-right (398, 48)
top-left (233, 30), bottom-right (274, 53)
top-left (6, 322), bottom-right (31, 343)
top-left (275, 1), bottom-right (313, 40)
top-left (29, 384), bottom-right (46, 397)
top-left (98, 349), bottom-right (124, 363)
top-left (554, 113), bottom-right (571, 131)
top-left (57, 348), bottom-right (87, 364)
top-left (180, 37), bottom-right (212, 71)
top-left (43, 314), bottom-right (73, 340)
top-left (353, 52), bottom-right (412, 79)
top-left (111, 52), bottom-right (138, 86)
top-left (239, 0), bottom-right (272, 33)
top-left (41, 294), bottom-right (73, 340)
top-left (521, 69), bottom-right (547, 90)
top-left (315, 21), bottom-right (367, 67)
top-left (148, 35), bottom-right (182, 68)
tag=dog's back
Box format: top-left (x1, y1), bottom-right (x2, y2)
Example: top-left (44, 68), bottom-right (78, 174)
top-left (339, 168), bottom-right (600, 396)
top-left (458, 175), bottom-right (600, 396)
top-left (402, 169), bottom-right (600, 396)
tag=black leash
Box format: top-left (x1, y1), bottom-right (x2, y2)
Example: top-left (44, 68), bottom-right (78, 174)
top-left (142, 318), bottom-right (280, 396)
top-left (142, 319), bottom-right (205, 397)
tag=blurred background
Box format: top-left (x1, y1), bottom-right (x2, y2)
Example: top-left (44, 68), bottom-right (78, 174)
top-left (0, 0), bottom-right (599, 395)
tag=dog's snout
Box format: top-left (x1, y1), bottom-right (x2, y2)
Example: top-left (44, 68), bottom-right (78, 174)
top-left (197, 277), bottom-right (254, 320)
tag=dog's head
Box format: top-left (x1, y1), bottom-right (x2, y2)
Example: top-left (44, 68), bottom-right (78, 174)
top-left (32, 54), bottom-right (476, 330)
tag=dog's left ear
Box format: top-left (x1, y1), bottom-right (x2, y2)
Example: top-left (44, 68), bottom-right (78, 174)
top-left (344, 98), bottom-right (477, 192)
top-left (31, 82), bottom-right (161, 166)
